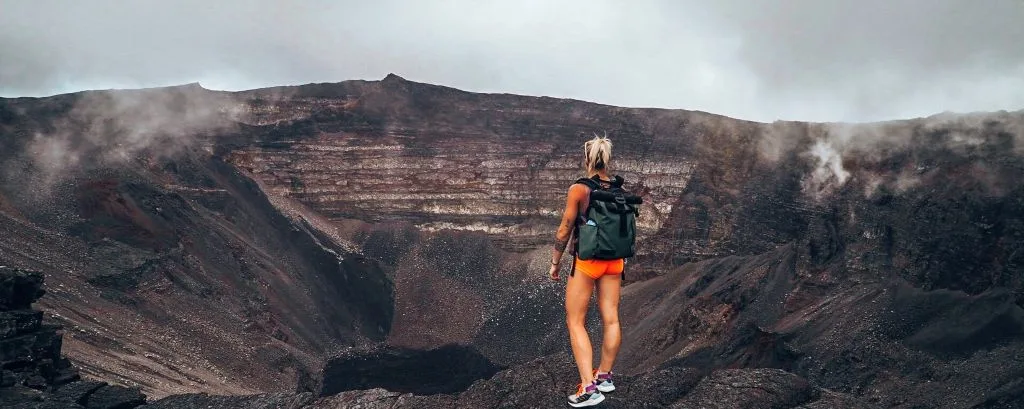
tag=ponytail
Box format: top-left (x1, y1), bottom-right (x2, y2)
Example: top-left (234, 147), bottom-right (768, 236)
top-left (584, 133), bottom-right (613, 174)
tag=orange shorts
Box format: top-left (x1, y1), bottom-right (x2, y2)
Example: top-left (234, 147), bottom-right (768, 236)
top-left (573, 257), bottom-right (625, 279)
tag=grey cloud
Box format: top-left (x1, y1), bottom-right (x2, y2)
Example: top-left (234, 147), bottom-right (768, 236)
top-left (12, 85), bottom-right (239, 197)
top-left (702, 0), bottom-right (1024, 121)
top-left (1, 0), bottom-right (1023, 122)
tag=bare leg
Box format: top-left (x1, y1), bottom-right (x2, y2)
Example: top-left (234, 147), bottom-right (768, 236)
top-left (566, 270), bottom-right (597, 386)
top-left (596, 273), bottom-right (622, 373)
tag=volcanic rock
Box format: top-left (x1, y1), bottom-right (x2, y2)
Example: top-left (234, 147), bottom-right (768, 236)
top-left (53, 380), bottom-right (106, 406)
top-left (144, 392), bottom-right (315, 409)
top-left (83, 385), bottom-right (146, 409)
top-left (0, 267), bottom-right (45, 310)
top-left (1, 76), bottom-right (1023, 408)
top-left (315, 343), bottom-right (502, 397)
top-left (670, 368), bottom-right (820, 409)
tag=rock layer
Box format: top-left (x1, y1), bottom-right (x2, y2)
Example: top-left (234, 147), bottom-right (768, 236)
top-left (1, 76), bottom-right (1023, 408)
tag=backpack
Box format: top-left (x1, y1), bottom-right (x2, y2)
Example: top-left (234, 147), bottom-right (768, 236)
top-left (569, 175), bottom-right (643, 277)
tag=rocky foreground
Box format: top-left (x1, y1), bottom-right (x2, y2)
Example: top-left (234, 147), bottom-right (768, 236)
top-left (4, 265), bottom-right (886, 409)
top-left (8, 265), bottom-right (1023, 408)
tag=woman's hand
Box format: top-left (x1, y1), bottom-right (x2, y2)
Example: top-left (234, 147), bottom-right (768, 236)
top-left (548, 262), bottom-right (561, 281)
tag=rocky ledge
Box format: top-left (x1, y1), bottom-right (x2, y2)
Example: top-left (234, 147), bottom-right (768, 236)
top-left (2, 267), bottom-right (883, 409)
top-left (1, 266), bottom-right (147, 409)
top-left (137, 352), bottom-right (882, 409)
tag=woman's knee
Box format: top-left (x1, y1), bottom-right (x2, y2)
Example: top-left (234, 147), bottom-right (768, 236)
top-left (598, 307), bottom-right (620, 327)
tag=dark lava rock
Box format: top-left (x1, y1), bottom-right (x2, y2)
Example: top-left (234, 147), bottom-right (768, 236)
top-left (969, 378), bottom-right (1024, 409)
top-left (0, 384), bottom-right (84, 408)
top-left (0, 267), bottom-right (45, 311)
top-left (0, 310), bottom-right (43, 339)
top-left (1, 326), bottom-right (59, 365)
top-left (878, 283), bottom-right (1024, 359)
top-left (796, 390), bottom-right (882, 409)
top-left (0, 272), bottom-right (70, 395)
top-left (83, 385), bottom-right (145, 409)
top-left (54, 380), bottom-right (107, 406)
top-left (619, 366), bottom-right (705, 408)
top-left (145, 392), bottom-right (316, 409)
top-left (22, 374), bottom-right (47, 390)
top-left (317, 343), bottom-right (502, 396)
top-left (1, 370), bottom-right (16, 387)
top-left (0, 385), bottom-right (45, 406)
top-left (308, 389), bottom-right (457, 409)
top-left (455, 352), bottom-right (581, 408)
top-left (671, 368), bottom-right (820, 409)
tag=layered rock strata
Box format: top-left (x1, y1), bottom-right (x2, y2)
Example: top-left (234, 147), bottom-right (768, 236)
top-left (1, 75), bottom-right (1023, 409)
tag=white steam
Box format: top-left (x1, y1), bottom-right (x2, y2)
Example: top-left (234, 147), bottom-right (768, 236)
top-left (23, 85), bottom-right (238, 187)
top-left (802, 139), bottom-right (850, 200)
top-left (763, 109), bottom-right (1024, 201)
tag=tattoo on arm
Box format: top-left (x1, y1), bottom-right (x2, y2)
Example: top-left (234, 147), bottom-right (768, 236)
top-left (553, 217), bottom-right (573, 252)
top-left (553, 237), bottom-right (569, 253)
top-left (552, 184), bottom-right (582, 255)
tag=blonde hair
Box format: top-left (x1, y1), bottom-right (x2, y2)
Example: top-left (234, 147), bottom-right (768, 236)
top-left (584, 133), bottom-right (613, 175)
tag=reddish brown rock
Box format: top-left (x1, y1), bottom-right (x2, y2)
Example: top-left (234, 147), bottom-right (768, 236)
top-left (0, 76), bottom-right (1022, 409)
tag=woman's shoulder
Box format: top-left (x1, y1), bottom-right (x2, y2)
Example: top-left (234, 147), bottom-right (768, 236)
top-left (567, 183), bottom-right (590, 198)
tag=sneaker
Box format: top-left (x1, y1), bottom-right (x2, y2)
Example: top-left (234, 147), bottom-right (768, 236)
top-left (594, 370), bottom-right (615, 392)
top-left (567, 382), bottom-right (605, 407)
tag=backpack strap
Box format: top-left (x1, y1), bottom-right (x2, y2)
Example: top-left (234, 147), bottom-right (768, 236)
top-left (569, 179), bottom-right (584, 278)
top-left (610, 174), bottom-right (624, 188)
top-left (567, 175), bottom-right (617, 277)
top-left (568, 178), bottom-right (599, 277)
top-left (574, 176), bottom-right (602, 191)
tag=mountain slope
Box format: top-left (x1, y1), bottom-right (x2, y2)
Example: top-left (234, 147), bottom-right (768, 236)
top-left (1, 75), bottom-right (1022, 407)
top-left (0, 87), bottom-right (394, 397)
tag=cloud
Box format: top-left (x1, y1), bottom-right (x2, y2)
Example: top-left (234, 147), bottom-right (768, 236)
top-left (15, 85), bottom-right (237, 193)
top-left (1, 1), bottom-right (1023, 123)
top-left (706, 0), bottom-right (1024, 121)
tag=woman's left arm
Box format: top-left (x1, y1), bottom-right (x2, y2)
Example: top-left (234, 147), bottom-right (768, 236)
top-left (549, 184), bottom-right (587, 280)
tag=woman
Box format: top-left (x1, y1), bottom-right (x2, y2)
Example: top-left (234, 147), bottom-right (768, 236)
top-left (549, 134), bottom-right (622, 407)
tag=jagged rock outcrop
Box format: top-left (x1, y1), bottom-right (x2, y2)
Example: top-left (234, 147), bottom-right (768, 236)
top-left (0, 267), bottom-right (147, 409)
top-left (1, 267), bottom-right (78, 391)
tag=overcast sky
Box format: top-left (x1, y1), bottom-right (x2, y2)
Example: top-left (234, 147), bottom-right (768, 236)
top-left (2, 0), bottom-right (1023, 123)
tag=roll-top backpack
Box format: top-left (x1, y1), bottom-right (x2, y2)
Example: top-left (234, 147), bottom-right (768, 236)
top-left (570, 174), bottom-right (643, 277)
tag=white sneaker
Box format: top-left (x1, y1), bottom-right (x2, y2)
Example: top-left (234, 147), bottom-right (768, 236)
top-left (594, 371), bottom-right (615, 392)
top-left (568, 382), bottom-right (605, 407)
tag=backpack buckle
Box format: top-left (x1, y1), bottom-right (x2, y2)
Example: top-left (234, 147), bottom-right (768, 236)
top-left (614, 194), bottom-right (626, 204)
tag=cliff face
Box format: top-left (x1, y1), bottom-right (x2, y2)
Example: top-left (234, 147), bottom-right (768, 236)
top-left (1, 75), bottom-right (1023, 407)
top-left (224, 74), bottom-right (705, 253)
top-left (0, 86), bottom-right (395, 398)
